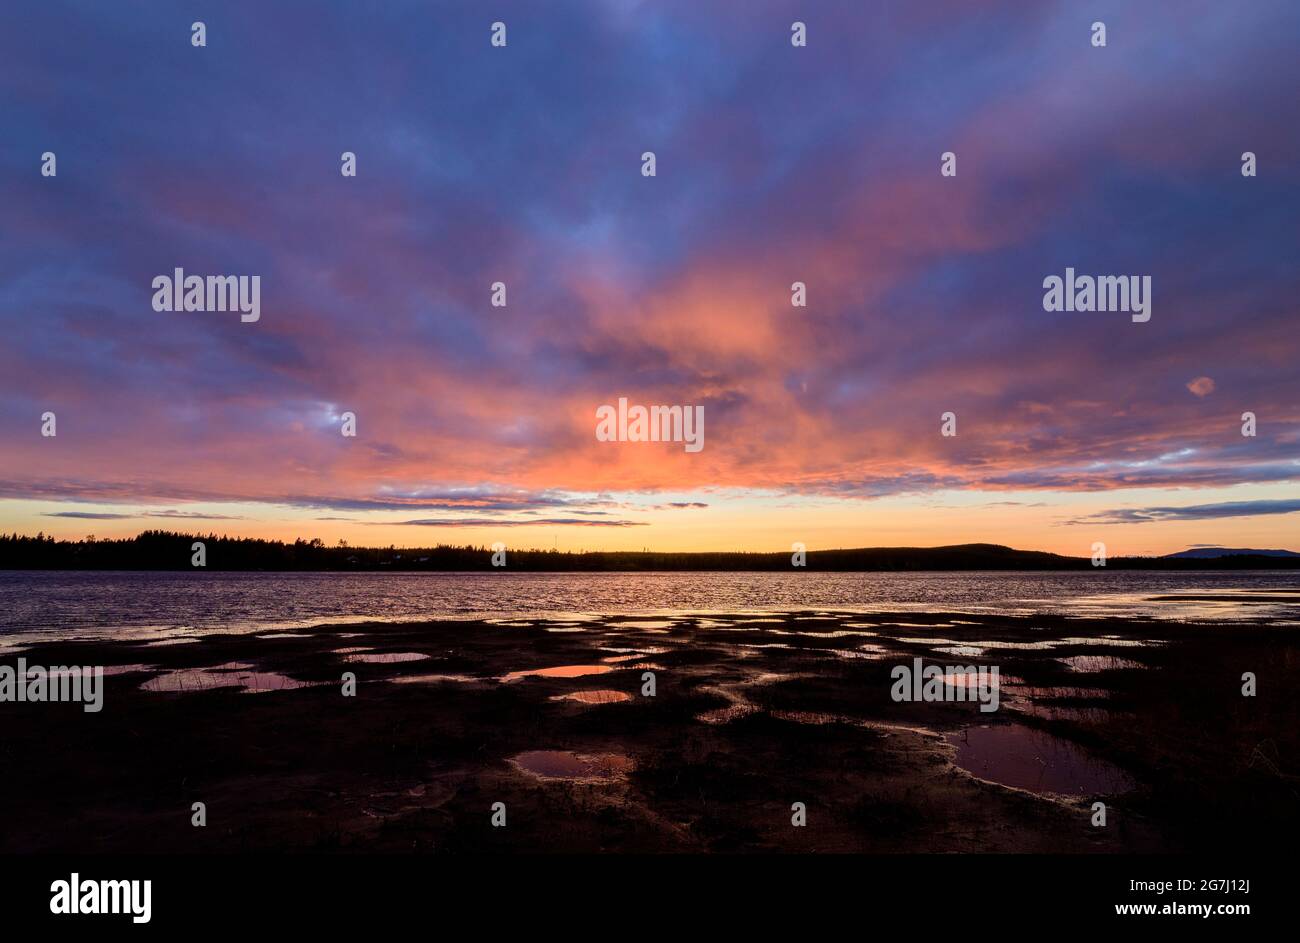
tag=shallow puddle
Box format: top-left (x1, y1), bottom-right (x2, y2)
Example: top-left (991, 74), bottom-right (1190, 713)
top-left (822, 646), bottom-right (893, 660)
top-left (972, 640), bottom-right (1060, 651)
top-left (388, 673), bottom-right (479, 685)
top-left (501, 664), bottom-right (615, 681)
top-left (601, 649), bottom-right (667, 663)
top-left (550, 689), bottom-right (633, 705)
top-left (141, 664), bottom-right (312, 694)
top-left (935, 645), bottom-right (987, 657)
top-left (946, 723), bottom-right (1135, 797)
top-left (787, 629), bottom-right (877, 639)
top-left (509, 750), bottom-right (633, 781)
top-left (344, 652), bottom-right (429, 664)
top-left (608, 620), bottom-right (676, 630)
top-left (943, 670), bottom-right (1022, 690)
top-left (1059, 654), bottom-right (1145, 673)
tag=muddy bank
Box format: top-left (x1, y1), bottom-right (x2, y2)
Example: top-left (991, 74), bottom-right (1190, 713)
top-left (1, 609), bottom-right (1296, 853)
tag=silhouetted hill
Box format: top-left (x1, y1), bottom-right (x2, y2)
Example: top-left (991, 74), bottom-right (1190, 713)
top-left (1163, 547), bottom-right (1300, 559)
top-left (1, 531), bottom-right (1297, 571)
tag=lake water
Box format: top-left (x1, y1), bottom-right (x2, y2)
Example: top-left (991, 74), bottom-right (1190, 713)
top-left (1, 570), bottom-right (1297, 644)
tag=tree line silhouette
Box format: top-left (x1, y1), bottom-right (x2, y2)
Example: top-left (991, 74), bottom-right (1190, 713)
top-left (0, 531), bottom-right (1295, 571)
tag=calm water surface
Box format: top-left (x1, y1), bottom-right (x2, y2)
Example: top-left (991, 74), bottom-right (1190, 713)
top-left (1, 570), bottom-right (1296, 643)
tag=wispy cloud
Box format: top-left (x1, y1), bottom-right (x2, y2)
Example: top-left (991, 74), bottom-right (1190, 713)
top-left (1, 1), bottom-right (1298, 537)
top-left (1064, 499), bottom-right (1300, 525)
top-left (41, 509), bottom-right (245, 521)
top-left (379, 518), bottom-right (647, 528)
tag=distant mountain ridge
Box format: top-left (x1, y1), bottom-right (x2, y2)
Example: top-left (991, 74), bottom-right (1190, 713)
top-left (1163, 547), bottom-right (1300, 559)
top-left (1, 532), bottom-right (1298, 571)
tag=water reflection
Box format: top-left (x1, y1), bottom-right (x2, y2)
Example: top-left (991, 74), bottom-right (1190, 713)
top-left (141, 662), bottom-right (313, 694)
top-left (509, 750), bottom-right (633, 781)
top-left (501, 664), bottom-right (615, 681)
top-left (1058, 654), bottom-right (1145, 673)
top-left (946, 723), bottom-right (1135, 796)
top-left (388, 673), bottom-right (479, 685)
top-left (550, 690), bottom-right (633, 705)
top-left (344, 651), bottom-right (429, 664)
top-left (3, 570), bottom-right (1296, 639)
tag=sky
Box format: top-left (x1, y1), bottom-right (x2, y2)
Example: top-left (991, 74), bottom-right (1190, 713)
top-left (1, 0), bottom-right (1297, 556)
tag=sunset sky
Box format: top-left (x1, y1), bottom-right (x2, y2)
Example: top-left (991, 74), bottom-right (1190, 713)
top-left (1, 1), bottom-right (1297, 556)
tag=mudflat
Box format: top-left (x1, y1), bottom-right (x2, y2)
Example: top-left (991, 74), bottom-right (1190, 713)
top-left (1, 609), bottom-right (1295, 853)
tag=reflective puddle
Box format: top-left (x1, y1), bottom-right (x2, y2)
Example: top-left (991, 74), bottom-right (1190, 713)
top-left (601, 647), bottom-right (666, 664)
top-left (782, 629), bottom-right (877, 639)
top-left (1058, 655), bottom-right (1145, 673)
top-left (509, 750), bottom-right (633, 781)
top-left (934, 645), bottom-right (987, 657)
top-left (501, 664), bottom-right (615, 681)
top-left (550, 690), bottom-right (633, 705)
top-left (944, 670), bottom-right (1022, 690)
top-left (821, 645), bottom-right (894, 660)
top-left (141, 663), bottom-right (313, 694)
top-left (388, 672), bottom-right (480, 685)
top-left (971, 640), bottom-right (1060, 651)
top-left (946, 723), bottom-right (1135, 797)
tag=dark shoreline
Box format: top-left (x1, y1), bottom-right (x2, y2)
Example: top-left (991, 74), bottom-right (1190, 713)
top-left (5, 532), bottom-right (1298, 571)
top-left (2, 607), bottom-right (1297, 853)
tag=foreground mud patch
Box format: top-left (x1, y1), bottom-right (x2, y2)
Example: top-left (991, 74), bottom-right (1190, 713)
top-left (0, 608), bottom-right (1296, 853)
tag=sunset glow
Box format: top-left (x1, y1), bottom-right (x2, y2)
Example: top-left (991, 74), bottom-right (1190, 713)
top-left (2, 1), bottom-right (1296, 555)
